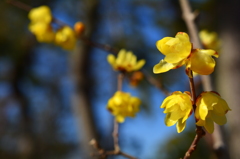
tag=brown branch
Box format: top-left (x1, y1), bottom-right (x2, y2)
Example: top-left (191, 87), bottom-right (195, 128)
top-left (183, 71), bottom-right (205, 159)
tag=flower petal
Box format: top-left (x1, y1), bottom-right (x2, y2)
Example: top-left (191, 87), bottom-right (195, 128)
top-left (196, 97), bottom-right (208, 120)
top-left (190, 49), bottom-right (216, 75)
top-left (177, 118), bottom-right (186, 133)
top-left (205, 118), bottom-right (214, 133)
top-left (165, 113), bottom-right (178, 126)
top-left (107, 54), bottom-right (116, 67)
top-left (211, 111), bottom-right (227, 125)
top-left (153, 60), bottom-right (178, 74)
top-left (156, 37), bottom-right (173, 55)
top-left (133, 59), bottom-right (145, 71)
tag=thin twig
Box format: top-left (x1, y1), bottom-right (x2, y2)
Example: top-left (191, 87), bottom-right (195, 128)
top-left (142, 70), bottom-right (170, 96)
top-left (112, 119), bottom-right (120, 153)
top-left (183, 71), bottom-right (205, 159)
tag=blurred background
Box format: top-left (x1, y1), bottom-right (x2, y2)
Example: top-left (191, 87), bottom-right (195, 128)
top-left (0, 0), bottom-right (240, 158)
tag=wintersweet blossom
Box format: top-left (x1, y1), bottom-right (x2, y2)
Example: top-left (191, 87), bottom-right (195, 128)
top-left (55, 26), bottom-right (77, 50)
top-left (28, 6), bottom-right (55, 43)
top-left (29, 22), bottom-right (55, 43)
top-left (153, 32), bottom-right (191, 74)
top-left (160, 91), bottom-right (192, 133)
top-left (107, 91), bottom-right (141, 123)
top-left (153, 32), bottom-right (218, 76)
top-left (107, 49), bottom-right (145, 72)
top-left (199, 30), bottom-right (221, 51)
top-left (195, 91), bottom-right (231, 133)
top-left (186, 49), bottom-right (219, 75)
top-left (28, 6), bottom-right (52, 24)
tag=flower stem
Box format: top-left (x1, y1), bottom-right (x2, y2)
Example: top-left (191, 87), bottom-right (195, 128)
top-left (183, 70), bottom-right (205, 159)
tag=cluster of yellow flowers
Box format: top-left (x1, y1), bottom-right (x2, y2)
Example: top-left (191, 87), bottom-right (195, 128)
top-left (153, 32), bottom-right (219, 76)
top-left (28, 6), bottom-right (85, 50)
top-left (107, 91), bottom-right (141, 123)
top-left (106, 49), bottom-right (145, 122)
top-left (154, 32), bottom-right (230, 133)
top-left (161, 91), bottom-right (231, 133)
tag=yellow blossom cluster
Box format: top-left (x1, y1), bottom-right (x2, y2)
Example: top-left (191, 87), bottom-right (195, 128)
top-left (107, 91), bottom-right (141, 123)
top-left (160, 91), bottom-right (230, 133)
top-left (107, 49), bottom-right (145, 72)
top-left (28, 6), bottom-right (84, 50)
top-left (153, 32), bottom-right (219, 76)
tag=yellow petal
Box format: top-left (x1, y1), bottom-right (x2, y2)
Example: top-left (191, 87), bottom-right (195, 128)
top-left (165, 113), bottom-right (178, 126)
top-left (116, 116), bottom-right (125, 123)
top-left (177, 119), bottom-right (186, 133)
top-left (196, 97), bottom-right (208, 120)
top-left (175, 32), bottom-right (190, 41)
top-left (196, 119), bottom-right (205, 126)
top-left (200, 49), bottom-right (219, 58)
top-left (190, 49), bottom-right (216, 75)
top-left (205, 118), bottom-right (214, 133)
top-left (153, 60), bottom-right (178, 74)
top-left (55, 26), bottom-right (77, 50)
top-left (156, 37), bottom-right (173, 55)
top-left (107, 54), bottom-right (116, 67)
top-left (116, 49), bottom-right (126, 65)
top-left (133, 59), bottom-right (145, 71)
top-left (211, 111), bottom-right (227, 125)
top-left (28, 6), bottom-right (52, 24)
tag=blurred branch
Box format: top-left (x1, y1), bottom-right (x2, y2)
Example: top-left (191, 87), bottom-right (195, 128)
top-left (179, 0), bottom-right (229, 159)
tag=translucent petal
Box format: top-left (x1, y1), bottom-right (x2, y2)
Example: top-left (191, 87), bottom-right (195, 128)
top-left (182, 109), bottom-right (191, 122)
top-left (175, 32), bottom-right (190, 41)
top-left (169, 109), bottom-right (184, 120)
top-left (211, 111), bottom-right (227, 125)
top-left (164, 53), bottom-right (186, 64)
top-left (200, 49), bottom-right (219, 58)
top-left (197, 98), bottom-right (208, 120)
top-left (165, 113), bottom-right (178, 126)
top-left (133, 59), bottom-right (145, 71)
top-left (107, 54), bottom-right (116, 67)
top-left (196, 119), bottom-right (205, 126)
top-left (177, 119), bottom-right (186, 133)
top-left (190, 49), bottom-right (216, 75)
top-left (28, 6), bottom-right (52, 24)
top-left (205, 118), bottom-right (214, 133)
top-left (116, 49), bottom-right (126, 65)
top-left (156, 37), bottom-right (173, 55)
top-left (153, 60), bottom-right (178, 74)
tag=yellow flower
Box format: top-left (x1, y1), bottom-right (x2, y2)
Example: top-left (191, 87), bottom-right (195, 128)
top-left (29, 22), bottom-right (55, 43)
top-left (107, 49), bottom-right (145, 72)
top-left (160, 91), bottom-right (192, 133)
top-left (28, 6), bottom-right (52, 24)
top-left (199, 30), bottom-right (221, 51)
top-left (153, 32), bottom-right (191, 74)
top-left (186, 49), bottom-right (219, 75)
top-left (153, 32), bottom-right (219, 76)
top-left (55, 26), bottom-right (77, 50)
top-left (195, 91), bottom-right (231, 133)
top-left (107, 91), bottom-right (141, 123)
